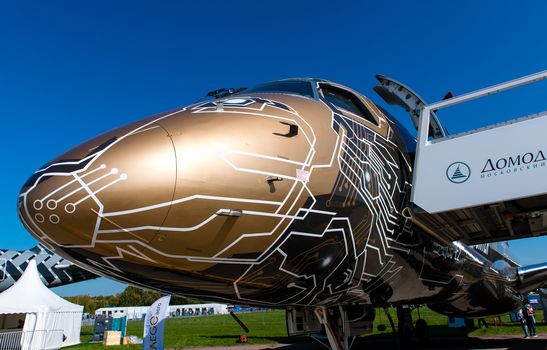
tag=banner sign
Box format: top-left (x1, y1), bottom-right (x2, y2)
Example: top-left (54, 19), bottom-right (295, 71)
top-left (142, 295), bottom-right (171, 350)
top-left (411, 113), bottom-right (547, 213)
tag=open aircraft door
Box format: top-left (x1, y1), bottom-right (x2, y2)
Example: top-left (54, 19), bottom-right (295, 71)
top-left (376, 71), bottom-right (547, 244)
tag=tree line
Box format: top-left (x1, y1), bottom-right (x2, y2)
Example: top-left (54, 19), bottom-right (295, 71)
top-left (65, 286), bottom-right (202, 313)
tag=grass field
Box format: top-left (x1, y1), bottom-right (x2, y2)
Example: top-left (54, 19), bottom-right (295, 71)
top-left (68, 308), bottom-right (546, 349)
top-left (70, 310), bottom-right (300, 349)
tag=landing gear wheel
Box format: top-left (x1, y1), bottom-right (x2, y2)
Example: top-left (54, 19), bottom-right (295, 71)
top-left (396, 306), bottom-right (413, 344)
top-left (398, 322), bottom-right (413, 344)
top-left (415, 318), bottom-right (429, 343)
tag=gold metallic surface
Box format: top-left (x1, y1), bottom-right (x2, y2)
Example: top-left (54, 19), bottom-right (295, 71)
top-left (19, 83), bottom-right (412, 306)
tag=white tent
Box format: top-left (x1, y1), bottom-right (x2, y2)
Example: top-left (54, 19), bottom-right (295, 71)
top-left (0, 260), bottom-right (83, 349)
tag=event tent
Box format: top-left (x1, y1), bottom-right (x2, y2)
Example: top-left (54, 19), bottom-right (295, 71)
top-left (0, 259), bottom-right (83, 349)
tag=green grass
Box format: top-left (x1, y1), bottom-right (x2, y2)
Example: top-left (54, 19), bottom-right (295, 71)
top-left (367, 307), bottom-right (546, 339)
top-left (68, 308), bottom-right (547, 349)
top-left (69, 310), bottom-right (304, 349)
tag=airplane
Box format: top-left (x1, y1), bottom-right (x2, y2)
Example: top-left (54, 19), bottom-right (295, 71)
top-left (0, 245), bottom-right (97, 292)
top-left (17, 72), bottom-right (547, 349)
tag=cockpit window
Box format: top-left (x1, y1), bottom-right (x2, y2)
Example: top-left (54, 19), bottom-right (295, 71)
top-left (320, 84), bottom-right (378, 125)
top-left (240, 81), bottom-right (315, 98)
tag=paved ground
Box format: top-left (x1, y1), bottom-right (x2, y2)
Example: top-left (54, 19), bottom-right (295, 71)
top-left (185, 334), bottom-right (547, 350)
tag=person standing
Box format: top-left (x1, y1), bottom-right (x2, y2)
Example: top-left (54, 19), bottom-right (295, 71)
top-left (524, 304), bottom-right (538, 337)
top-left (517, 308), bottom-right (529, 338)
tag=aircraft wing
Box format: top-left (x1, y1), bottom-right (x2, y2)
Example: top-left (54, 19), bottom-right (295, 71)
top-left (516, 264), bottom-right (547, 293)
top-left (411, 205), bottom-right (547, 294)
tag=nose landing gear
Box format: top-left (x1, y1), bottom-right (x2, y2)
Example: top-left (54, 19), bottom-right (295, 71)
top-left (287, 305), bottom-right (375, 350)
top-left (396, 305), bottom-right (430, 345)
top-left (382, 305), bottom-right (430, 349)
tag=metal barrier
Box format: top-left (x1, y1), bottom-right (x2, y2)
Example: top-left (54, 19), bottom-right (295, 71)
top-left (0, 329), bottom-right (63, 350)
top-left (0, 330), bottom-right (22, 350)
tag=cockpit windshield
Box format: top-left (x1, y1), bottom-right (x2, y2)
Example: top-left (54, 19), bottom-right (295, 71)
top-left (239, 80), bottom-right (315, 98)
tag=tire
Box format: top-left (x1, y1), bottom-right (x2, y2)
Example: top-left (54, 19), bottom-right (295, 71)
top-left (415, 318), bottom-right (429, 343)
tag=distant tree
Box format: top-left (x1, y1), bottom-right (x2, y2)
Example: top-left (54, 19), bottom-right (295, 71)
top-left (118, 286), bottom-right (151, 306)
top-left (65, 294), bottom-right (119, 313)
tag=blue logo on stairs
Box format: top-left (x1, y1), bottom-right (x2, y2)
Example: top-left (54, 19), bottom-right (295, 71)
top-left (446, 162), bottom-right (471, 184)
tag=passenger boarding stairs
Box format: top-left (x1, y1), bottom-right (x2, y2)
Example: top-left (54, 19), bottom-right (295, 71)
top-left (375, 71), bottom-right (547, 245)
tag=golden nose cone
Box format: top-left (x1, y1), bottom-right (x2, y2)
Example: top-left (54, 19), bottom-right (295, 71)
top-left (18, 117), bottom-right (178, 248)
top-left (19, 163), bottom-right (130, 246)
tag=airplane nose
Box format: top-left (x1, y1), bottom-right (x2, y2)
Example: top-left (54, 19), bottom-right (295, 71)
top-left (19, 163), bottom-right (127, 246)
top-left (18, 119), bottom-right (177, 248)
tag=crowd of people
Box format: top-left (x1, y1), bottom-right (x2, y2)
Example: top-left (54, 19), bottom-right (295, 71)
top-left (517, 304), bottom-right (538, 338)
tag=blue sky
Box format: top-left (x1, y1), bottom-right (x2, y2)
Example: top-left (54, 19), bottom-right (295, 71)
top-left (1, 1), bottom-right (546, 296)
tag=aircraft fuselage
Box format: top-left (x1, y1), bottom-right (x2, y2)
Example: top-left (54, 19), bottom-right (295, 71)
top-left (18, 79), bottom-right (524, 317)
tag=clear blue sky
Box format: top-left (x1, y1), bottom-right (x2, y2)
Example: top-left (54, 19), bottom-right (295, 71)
top-left (1, 1), bottom-right (546, 296)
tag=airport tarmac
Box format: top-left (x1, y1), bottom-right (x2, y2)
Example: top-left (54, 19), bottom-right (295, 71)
top-left (187, 335), bottom-right (547, 350)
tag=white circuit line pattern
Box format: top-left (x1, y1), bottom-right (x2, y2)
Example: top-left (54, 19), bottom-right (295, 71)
top-left (20, 95), bottom-right (417, 306)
